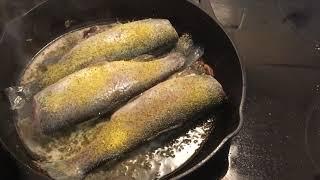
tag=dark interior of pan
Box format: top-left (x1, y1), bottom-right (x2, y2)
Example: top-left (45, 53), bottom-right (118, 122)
top-left (0, 0), bottom-right (244, 179)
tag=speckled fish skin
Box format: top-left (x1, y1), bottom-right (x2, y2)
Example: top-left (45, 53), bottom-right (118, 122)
top-left (39, 19), bottom-right (178, 87)
top-left (58, 74), bottom-right (225, 178)
top-left (33, 53), bottom-right (186, 135)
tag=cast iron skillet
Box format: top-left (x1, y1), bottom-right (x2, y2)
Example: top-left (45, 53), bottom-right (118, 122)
top-left (0, 0), bottom-right (245, 179)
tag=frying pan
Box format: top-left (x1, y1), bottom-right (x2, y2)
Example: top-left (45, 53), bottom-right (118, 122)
top-left (0, 0), bottom-right (245, 179)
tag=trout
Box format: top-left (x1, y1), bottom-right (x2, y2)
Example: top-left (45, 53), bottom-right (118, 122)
top-left (33, 49), bottom-right (201, 134)
top-left (39, 19), bottom-right (178, 87)
top-left (47, 74), bottom-right (225, 178)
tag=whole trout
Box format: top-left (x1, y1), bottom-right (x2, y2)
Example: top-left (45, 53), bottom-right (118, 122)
top-left (47, 74), bottom-right (225, 178)
top-left (39, 19), bottom-right (178, 87)
top-left (33, 53), bottom-right (193, 134)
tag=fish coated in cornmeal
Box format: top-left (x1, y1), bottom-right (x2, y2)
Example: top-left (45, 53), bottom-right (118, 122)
top-left (39, 19), bottom-right (178, 87)
top-left (47, 74), bottom-right (225, 179)
top-left (33, 52), bottom-right (191, 135)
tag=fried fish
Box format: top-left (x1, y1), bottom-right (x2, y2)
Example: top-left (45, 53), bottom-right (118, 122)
top-left (39, 19), bottom-right (178, 87)
top-left (33, 50), bottom-right (200, 134)
top-left (46, 74), bottom-right (225, 178)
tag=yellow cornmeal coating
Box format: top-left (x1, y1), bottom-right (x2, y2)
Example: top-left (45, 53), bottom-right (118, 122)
top-left (41, 66), bottom-right (107, 113)
top-left (39, 19), bottom-right (178, 87)
top-left (67, 74), bottom-right (225, 177)
top-left (95, 75), bottom-right (224, 152)
top-left (39, 58), bottom-right (180, 113)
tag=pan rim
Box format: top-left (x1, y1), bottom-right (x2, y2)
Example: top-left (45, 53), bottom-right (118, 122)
top-left (172, 1), bottom-right (246, 179)
top-left (0, 0), bottom-right (246, 179)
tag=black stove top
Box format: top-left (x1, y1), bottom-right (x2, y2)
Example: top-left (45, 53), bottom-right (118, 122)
top-left (1, 0), bottom-right (320, 179)
top-left (214, 0), bottom-right (320, 179)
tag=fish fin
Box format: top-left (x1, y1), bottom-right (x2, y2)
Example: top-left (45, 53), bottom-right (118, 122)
top-left (174, 34), bottom-right (204, 68)
top-left (131, 54), bottom-right (155, 62)
top-left (146, 123), bottom-right (184, 141)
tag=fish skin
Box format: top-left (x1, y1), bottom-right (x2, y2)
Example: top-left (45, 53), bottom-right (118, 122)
top-left (33, 53), bottom-right (186, 135)
top-left (55, 74), bottom-right (225, 178)
top-left (39, 19), bottom-right (178, 87)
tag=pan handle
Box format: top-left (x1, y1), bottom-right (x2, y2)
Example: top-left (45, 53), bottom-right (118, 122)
top-left (188, 0), bottom-right (217, 20)
top-left (199, 0), bottom-right (217, 19)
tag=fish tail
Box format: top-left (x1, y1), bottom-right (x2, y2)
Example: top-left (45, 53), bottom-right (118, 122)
top-left (5, 79), bottom-right (43, 108)
top-left (174, 34), bottom-right (204, 67)
top-left (184, 45), bottom-right (204, 68)
top-left (4, 83), bottom-right (36, 110)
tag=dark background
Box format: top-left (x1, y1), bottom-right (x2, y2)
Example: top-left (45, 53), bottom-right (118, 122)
top-left (0, 0), bottom-right (45, 33)
top-left (0, 1), bottom-right (46, 178)
top-left (1, 0), bottom-right (320, 179)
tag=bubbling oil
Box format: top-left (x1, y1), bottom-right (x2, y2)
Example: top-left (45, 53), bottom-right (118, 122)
top-left (14, 23), bottom-right (216, 180)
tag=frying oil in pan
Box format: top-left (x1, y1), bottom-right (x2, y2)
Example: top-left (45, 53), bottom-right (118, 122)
top-left (13, 23), bottom-right (216, 180)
